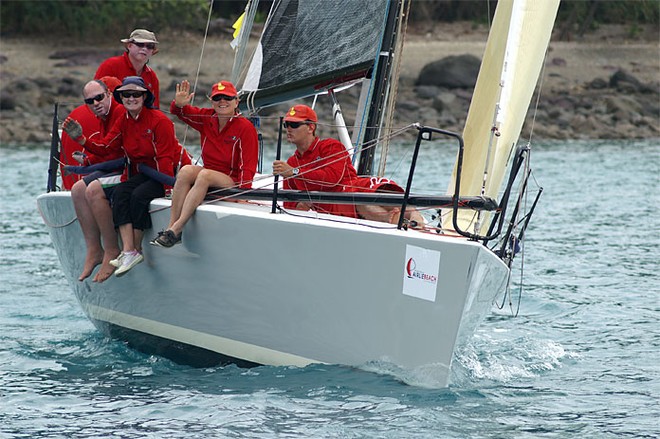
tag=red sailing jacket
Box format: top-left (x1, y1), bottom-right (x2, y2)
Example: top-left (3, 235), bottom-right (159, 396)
top-left (82, 108), bottom-right (178, 184)
top-left (171, 103), bottom-right (258, 188)
top-left (95, 52), bottom-right (160, 108)
top-left (284, 137), bottom-right (357, 216)
top-left (60, 101), bottom-right (126, 189)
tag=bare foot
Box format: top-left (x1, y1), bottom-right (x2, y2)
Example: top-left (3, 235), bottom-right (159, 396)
top-left (93, 251), bottom-right (119, 283)
top-left (92, 261), bottom-right (116, 283)
top-left (78, 253), bottom-right (103, 281)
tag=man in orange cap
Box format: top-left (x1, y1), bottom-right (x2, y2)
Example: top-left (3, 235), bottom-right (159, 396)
top-left (273, 104), bottom-right (425, 226)
top-left (150, 79), bottom-right (258, 248)
top-left (272, 104), bottom-right (357, 216)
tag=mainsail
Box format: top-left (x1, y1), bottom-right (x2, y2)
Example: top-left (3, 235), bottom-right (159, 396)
top-left (240, 0), bottom-right (389, 109)
top-left (444, 0), bottom-right (560, 234)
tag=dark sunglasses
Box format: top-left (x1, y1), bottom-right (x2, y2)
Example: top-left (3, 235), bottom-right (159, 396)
top-left (83, 93), bottom-right (105, 105)
top-left (120, 91), bottom-right (145, 99)
top-left (283, 121), bottom-right (308, 129)
top-left (132, 42), bottom-right (156, 50)
top-left (211, 94), bottom-right (236, 102)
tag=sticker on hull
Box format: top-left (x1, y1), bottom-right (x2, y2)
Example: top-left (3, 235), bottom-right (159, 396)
top-left (402, 244), bottom-right (441, 302)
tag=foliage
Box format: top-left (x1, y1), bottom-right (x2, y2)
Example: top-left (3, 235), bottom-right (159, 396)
top-left (1, 0), bottom-right (658, 39)
top-left (0, 0), bottom-right (211, 39)
top-left (408, 0), bottom-right (659, 27)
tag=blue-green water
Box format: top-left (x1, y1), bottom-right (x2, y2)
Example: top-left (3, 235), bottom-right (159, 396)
top-left (1, 139), bottom-right (658, 438)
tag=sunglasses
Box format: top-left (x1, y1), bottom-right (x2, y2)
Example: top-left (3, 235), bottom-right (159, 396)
top-left (120, 91), bottom-right (145, 99)
top-left (83, 93), bottom-right (105, 105)
top-left (132, 42), bottom-right (156, 50)
top-left (283, 121), bottom-right (309, 129)
top-left (211, 94), bottom-right (236, 102)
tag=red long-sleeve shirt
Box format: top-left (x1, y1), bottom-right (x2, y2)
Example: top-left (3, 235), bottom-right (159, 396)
top-left (95, 52), bottom-right (160, 108)
top-left (170, 103), bottom-right (258, 188)
top-left (82, 108), bottom-right (178, 181)
top-left (60, 101), bottom-right (126, 189)
top-left (284, 137), bottom-right (357, 215)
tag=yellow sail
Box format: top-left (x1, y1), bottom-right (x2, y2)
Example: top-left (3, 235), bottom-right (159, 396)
top-left (443, 0), bottom-right (560, 235)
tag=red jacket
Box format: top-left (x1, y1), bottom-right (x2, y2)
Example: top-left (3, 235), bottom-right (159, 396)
top-left (171, 103), bottom-right (258, 188)
top-left (95, 52), bottom-right (160, 108)
top-left (82, 108), bottom-right (178, 183)
top-left (284, 137), bottom-right (357, 216)
top-left (60, 101), bottom-right (126, 189)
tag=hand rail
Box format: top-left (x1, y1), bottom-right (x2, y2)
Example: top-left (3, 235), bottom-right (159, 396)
top-left (47, 103), bottom-right (60, 192)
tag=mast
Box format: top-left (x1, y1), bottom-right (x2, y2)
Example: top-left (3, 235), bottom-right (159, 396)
top-left (356, 0), bottom-right (403, 176)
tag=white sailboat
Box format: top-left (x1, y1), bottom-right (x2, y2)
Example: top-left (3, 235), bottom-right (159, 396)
top-left (37, 0), bottom-right (560, 386)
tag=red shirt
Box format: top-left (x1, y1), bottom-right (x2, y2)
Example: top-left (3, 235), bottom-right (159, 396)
top-left (60, 101), bottom-right (126, 189)
top-left (83, 108), bottom-right (178, 182)
top-left (284, 137), bottom-right (357, 215)
top-left (95, 52), bottom-right (160, 108)
top-left (171, 103), bottom-right (258, 188)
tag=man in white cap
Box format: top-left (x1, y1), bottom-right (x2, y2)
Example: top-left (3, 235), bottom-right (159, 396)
top-left (95, 29), bottom-right (161, 108)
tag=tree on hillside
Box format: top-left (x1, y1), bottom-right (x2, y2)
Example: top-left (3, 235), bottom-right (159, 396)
top-left (1, 0), bottom-right (657, 39)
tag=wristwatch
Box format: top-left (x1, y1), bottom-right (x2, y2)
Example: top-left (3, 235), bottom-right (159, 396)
top-left (292, 167), bottom-right (300, 176)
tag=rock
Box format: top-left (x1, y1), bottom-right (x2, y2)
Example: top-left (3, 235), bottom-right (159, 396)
top-left (550, 57), bottom-right (567, 67)
top-left (416, 54), bottom-right (481, 88)
top-left (588, 78), bottom-right (608, 89)
top-left (414, 85), bottom-right (440, 99)
top-left (0, 92), bottom-right (16, 110)
top-left (397, 101), bottom-right (420, 112)
top-left (609, 69), bottom-right (642, 92)
top-left (604, 95), bottom-right (643, 115)
top-left (50, 48), bottom-right (119, 67)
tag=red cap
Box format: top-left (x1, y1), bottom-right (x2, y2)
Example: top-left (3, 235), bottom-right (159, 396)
top-left (284, 105), bottom-right (317, 123)
top-left (99, 76), bottom-right (122, 92)
top-left (210, 81), bottom-right (238, 98)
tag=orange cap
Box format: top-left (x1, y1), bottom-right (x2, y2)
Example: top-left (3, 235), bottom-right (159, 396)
top-left (99, 76), bottom-right (121, 92)
top-left (284, 105), bottom-right (318, 123)
top-left (210, 81), bottom-right (238, 98)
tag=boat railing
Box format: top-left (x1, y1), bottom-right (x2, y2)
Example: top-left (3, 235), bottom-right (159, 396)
top-left (206, 124), bottom-right (501, 232)
top-left (47, 103), bottom-right (61, 192)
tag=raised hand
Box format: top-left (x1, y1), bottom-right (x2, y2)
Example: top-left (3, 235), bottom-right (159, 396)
top-left (174, 80), bottom-right (194, 108)
top-left (62, 117), bottom-right (84, 143)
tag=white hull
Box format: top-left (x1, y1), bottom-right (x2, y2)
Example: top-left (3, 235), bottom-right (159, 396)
top-left (38, 192), bottom-right (508, 386)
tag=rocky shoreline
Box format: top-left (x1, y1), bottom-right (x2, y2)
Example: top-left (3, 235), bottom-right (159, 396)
top-left (0, 23), bottom-right (658, 145)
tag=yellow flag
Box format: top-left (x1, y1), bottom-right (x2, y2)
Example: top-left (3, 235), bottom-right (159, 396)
top-left (232, 12), bottom-right (245, 39)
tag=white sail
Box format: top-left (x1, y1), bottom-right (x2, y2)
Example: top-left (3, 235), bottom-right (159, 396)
top-left (444, 0), bottom-right (560, 234)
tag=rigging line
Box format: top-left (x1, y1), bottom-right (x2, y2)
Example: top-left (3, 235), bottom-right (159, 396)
top-left (379, 0), bottom-right (411, 177)
top-left (150, 124), bottom-right (419, 211)
top-left (525, 46), bottom-right (551, 144)
top-left (180, 0), bottom-right (215, 148)
top-left (37, 203), bottom-right (78, 229)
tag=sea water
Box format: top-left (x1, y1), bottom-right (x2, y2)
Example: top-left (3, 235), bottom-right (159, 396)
top-left (0, 139), bottom-right (658, 438)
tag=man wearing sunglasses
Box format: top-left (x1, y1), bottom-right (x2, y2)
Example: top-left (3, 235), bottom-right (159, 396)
top-left (63, 77), bottom-right (129, 282)
top-left (272, 104), bottom-right (356, 216)
top-left (151, 80), bottom-right (258, 248)
top-left (272, 104), bottom-right (425, 227)
top-left (95, 29), bottom-right (160, 108)
top-left (60, 76), bottom-right (123, 189)
top-left (63, 76), bottom-right (181, 276)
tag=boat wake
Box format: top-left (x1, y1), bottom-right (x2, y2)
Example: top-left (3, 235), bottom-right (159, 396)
top-left (451, 333), bottom-right (575, 385)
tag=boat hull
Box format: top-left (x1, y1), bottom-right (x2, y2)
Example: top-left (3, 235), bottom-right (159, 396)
top-left (38, 192), bottom-right (508, 386)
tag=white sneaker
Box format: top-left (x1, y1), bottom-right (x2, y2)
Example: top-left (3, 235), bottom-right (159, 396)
top-left (115, 251), bottom-right (144, 277)
top-left (109, 252), bottom-right (125, 268)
